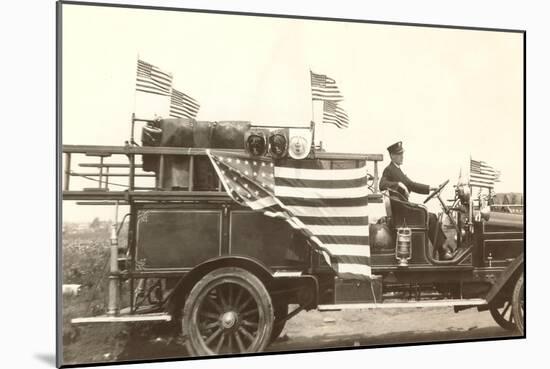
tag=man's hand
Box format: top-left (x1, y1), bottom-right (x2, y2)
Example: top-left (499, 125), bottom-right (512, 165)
top-left (398, 182), bottom-right (410, 196)
top-left (429, 186), bottom-right (438, 191)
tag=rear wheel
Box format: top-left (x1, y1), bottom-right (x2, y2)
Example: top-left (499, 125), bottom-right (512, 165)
top-left (512, 273), bottom-right (524, 335)
top-left (182, 267), bottom-right (274, 356)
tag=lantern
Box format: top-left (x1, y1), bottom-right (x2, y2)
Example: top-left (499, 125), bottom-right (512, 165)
top-left (395, 227), bottom-right (412, 267)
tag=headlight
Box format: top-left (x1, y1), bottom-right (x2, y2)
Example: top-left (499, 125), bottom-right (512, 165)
top-left (480, 206), bottom-right (491, 221)
top-left (457, 184), bottom-right (471, 204)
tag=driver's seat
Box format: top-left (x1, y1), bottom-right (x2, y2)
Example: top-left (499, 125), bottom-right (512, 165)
top-left (386, 189), bottom-right (429, 229)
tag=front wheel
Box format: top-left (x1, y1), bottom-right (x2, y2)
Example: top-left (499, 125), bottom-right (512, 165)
top-left (512, 273), bottom-right (524, 335)
top-left (181, 267), bottom-right (274, 356)
top-left (489, 296), bottom-right (516, 331)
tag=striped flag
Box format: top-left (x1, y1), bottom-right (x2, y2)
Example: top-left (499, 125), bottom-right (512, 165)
top-left (470, 159), bottom-right (500, 188)
top-left (311, 71), bottom-right (344, 101)
top-left (323, 101), bottom-right (349, 129)
top-left (207, 151), bottom-right (371, 279)
top-left (169, 88), bottom-right (200, 119)
top-left (135, 59), bottom-right (172, 96)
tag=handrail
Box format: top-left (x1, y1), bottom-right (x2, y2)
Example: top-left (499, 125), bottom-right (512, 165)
top-left (62, 144), bottom-right (384, 161)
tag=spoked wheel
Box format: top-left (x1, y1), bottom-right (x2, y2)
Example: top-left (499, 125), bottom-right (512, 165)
top-left (512, 273), bottom-right (524, 335)
top-left (182, 267), bottom-right (274, 356)
top-left (490, 296), bottom-right (516, 331)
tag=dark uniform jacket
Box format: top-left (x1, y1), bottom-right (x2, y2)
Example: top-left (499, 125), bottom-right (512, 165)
top-left (379, 162), bottom-right (430, 200)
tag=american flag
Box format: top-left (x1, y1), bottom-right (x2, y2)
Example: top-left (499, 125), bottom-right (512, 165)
top-left (207, 150), bottom-right (372, 279)
top-left (169, 88), bottom-right (200, 119)
top-left (470, 159), bottom-right (500, 188)
top-left (311, 71), bottom-right (344, 101)
top-left (135, 59), bottom-right (172, 96)
top-left (323, 101), bottom-right (349, 129)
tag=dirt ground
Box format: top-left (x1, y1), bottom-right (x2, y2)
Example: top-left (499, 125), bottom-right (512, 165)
top-left (62, 305), bottom-right (520, 365)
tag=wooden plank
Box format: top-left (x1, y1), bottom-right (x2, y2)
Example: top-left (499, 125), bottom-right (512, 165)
top-left (80, 163), bottom-right (143, 168)
top-left (71, 172), bottom-right (155, 177)
top-left (76, 201), bottom-right (129, 206)
top-left (71, 312), bottom-right (171, 324)
top-left (63, 190), bottom-right (232, 201)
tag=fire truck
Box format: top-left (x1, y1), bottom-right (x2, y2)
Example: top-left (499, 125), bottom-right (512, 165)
top-left (63, 117), bottom-right (524, 356)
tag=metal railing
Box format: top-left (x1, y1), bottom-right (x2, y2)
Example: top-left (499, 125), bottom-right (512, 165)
top-left (62, 144), bottom-right (384, 202)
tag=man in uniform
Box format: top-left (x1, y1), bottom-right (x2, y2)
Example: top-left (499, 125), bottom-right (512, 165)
top-left (380, 141), bottom-right (454, 260)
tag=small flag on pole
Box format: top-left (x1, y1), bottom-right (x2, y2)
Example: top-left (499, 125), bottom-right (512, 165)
top-left (310, 71), bottom-right (344, 101)
top-left (169, 88), bottom-right (200, 119)
top-left (323, 101), bottom-right (349, 129)
top-left (207, 150), bottom-right (372, 279)
top-left (470, 159), bottom-right (500, 188)
top-left (135, 59), bottom-right (172, 96)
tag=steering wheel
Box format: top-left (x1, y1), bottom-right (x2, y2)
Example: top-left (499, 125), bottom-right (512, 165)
top-left (423, 179), bottom-right (449, 204)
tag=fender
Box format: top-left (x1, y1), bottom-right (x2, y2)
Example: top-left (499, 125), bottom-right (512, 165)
top-left (485, 253), bottom-right (524, 304)
top-left (164, 255), bottom-right (318, 312)
top-left (167, 255), bottom-right (273, 302)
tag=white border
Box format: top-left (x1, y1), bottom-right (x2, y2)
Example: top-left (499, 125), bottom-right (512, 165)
top-left (4, 1), bottom-right (546, 369)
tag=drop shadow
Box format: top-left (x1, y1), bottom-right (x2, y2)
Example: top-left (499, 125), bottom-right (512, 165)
top-left (34, 353), bottom-right (57, 366)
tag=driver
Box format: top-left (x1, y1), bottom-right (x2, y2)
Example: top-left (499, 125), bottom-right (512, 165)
top-left (380, 141), bottom-right (454, 260)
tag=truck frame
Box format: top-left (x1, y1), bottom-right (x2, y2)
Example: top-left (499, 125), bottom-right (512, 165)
top-left (62, 137), bottom-right (524, 356)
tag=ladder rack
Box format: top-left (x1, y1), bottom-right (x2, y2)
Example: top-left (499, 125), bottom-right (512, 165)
top-left (62, 144), bottom-right (384, 203)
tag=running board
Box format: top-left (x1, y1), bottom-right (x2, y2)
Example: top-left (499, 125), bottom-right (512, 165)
top-left (71, 312), bottom-right (172, 324)
top-left (317, 298), bottom-right (487, 311)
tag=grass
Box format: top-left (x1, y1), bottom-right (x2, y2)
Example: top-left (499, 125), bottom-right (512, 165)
top-left (61, 225), bottom-right (129, 365)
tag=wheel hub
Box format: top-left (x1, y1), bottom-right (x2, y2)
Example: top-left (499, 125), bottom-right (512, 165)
top-left (221, 311), bottom-right (238, 329)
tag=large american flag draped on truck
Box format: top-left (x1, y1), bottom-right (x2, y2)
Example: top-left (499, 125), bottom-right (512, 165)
top-left (207, 151), bottom-right (372, 279)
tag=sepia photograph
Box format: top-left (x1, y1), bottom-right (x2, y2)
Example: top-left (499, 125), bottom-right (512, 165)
top-left (58, 1), bottom-right (524, 367)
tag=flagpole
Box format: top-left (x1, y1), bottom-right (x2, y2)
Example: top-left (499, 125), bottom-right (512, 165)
top-left (469, 154), bottom-right (474, 222)
top-left (309, 69), bottom-right (315, 125)
top-left (311, 104), bottom-right (316, 151)
top-left (131, 52), bottom-right (140, 145)
top-left (310, 69), bottom-right (323, 150)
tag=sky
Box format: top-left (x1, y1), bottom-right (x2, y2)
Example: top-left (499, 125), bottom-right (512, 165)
top-left (61, 4), bottom-right (523, 222)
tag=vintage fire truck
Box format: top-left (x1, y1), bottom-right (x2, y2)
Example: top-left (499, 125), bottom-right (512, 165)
top-left (63, 117), bottom-right (524, 356)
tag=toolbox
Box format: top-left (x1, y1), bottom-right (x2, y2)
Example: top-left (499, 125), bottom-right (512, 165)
top-left (334, 277), bottom-right (382, 304)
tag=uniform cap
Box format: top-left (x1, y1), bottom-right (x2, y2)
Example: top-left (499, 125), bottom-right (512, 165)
top-left (387, 141), bottom-right (404, 155)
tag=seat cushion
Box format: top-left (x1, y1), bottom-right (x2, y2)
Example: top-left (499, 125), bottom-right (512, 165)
top-left (389, 199), bottom-right (428, 228)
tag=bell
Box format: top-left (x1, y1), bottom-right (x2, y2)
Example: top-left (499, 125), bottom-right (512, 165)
top-left (480, 206), bottom-right (491, 221)
top-left (370, 224), bottom-right (393, 249)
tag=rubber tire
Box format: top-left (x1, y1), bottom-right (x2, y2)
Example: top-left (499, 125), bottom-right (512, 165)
top-left (181, 267), bottom-right (274, 356)
top-left (270, 302), bottom-right (288, 342)
top-left (490, 295), bottom-right (516, 331)
top-left (512, 273), bottom-right (524, 335)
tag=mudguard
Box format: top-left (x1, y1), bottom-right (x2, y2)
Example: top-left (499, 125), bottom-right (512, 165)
top-left (485, 253), bottom-right (524, 304)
